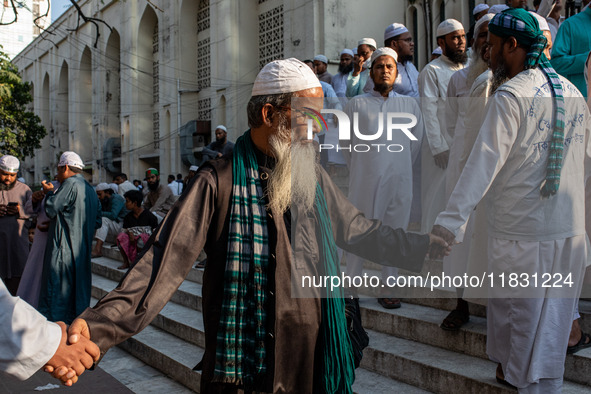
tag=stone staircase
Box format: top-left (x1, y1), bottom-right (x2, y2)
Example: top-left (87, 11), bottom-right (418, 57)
top-left (90, 245), bottom-right (591, 393)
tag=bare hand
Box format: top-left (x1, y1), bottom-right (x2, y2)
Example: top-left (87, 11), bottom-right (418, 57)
top-left (6, 204), bottom-right (19, 216)
top-left (352, 56), bottom-right (364, 76)
top-left (0, 204), bottom-right (6, 217)
top-left (433, 150), bottom-right (449, 169)
top-left (32, 190), bottom-right (45, 204)
top-left (43, 321), bottom-right (99, 386)
top-left (427, 233), bottom-right (452, 259)
top-left (41, 180), bottom-right (55, 194)
top-left (217, 153), bottom-right (223, 158)
top-left (37, 220), bottom-right (50, 232)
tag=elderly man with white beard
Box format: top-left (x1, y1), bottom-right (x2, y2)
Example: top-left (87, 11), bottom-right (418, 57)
top-left (439, 13), bottom-right (494, 330)
top-left (53, 59), bottom-right (450, 393)
top-left (343, 47), bottom-right (425, 309)
top-left (432, 9), bottom-right (591, 391)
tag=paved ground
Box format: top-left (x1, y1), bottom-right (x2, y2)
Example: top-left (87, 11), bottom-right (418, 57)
top-left (1, 347), bottom-right (193, 394)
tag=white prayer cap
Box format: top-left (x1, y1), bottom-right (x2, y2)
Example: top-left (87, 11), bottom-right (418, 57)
top-left (189, 165), bottom-right (199, 172)
top-left (384, 23), bottom-right (409, 41)
top-left (352, 48), bottom-right (358, 55)
top-left (432, 46), bottom-right (443, 55)
top-left (489, 4), bottom-right (510, 14)
top-left (0, 155), bottom-right (19, 173)
top-left (251, 58), bottom-right (321, 96)
top-left (358, 38), bottom-right (377, 49)
top-left (473, 3), bottom-right (490, 15)
top-left (370, 47), bottom-right (398, 66)
top-left (474, 13), bottom-right (494, 36)
top-left (215, 125), bottom-right (227, 132)
top-left (529, 11), bottom-right (550, 31)
top-left (109, 183), bottom-right (119, 193)
top-left (340, 48), bottom-right (354, 57)
top-left (58, 151), bottom-right (84, 169)
top-left (436, 19), bottom-right (465, 37)
top-left (96, 182), bottom-right (110, 191)
top-left (313, 54), bottom-right (328, 64)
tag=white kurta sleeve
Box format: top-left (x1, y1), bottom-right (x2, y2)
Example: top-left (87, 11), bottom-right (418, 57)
top-left (434, 92), bottom-right (520, 242)
top-left (445, 74), bottom-right (460, 141)
top-left (0, 280), bottom-right (62, 380)
top-left (419, 66), bottom-right (450, 155)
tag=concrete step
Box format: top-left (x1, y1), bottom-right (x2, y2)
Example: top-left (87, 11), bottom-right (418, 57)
top-left (91, 254), bottom-right (591, 390)
top-left (362, 329), bottom-right (591, 394)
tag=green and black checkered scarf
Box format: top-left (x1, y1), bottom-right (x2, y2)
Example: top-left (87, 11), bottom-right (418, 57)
top-left (214, 130), bottom-right (355, 393)
top-left (489, 8), bottom-right (566, 197)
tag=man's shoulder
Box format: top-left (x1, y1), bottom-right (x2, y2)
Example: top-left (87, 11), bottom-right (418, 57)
top-left (13, 181), bottom-right (31, 194)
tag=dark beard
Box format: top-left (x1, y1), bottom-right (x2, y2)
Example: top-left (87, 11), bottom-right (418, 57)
top-left (399, 55), bottom-right (413, 64)
top-left (147, 180), bottom-right (160, 191)
top-left (0, 181), bottom-right (16, 191)
top-left (445, 44), bottom-right (468, 65)
top-left (374, 82), bottom-right (393, 96)
top-left (489, 61), bottom-right (510, 96)
top-left (338, 62), bottom-right (353, 74)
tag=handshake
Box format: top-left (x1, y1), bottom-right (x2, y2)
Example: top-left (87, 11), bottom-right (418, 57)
top-left (44, 319), bottom-right (96, 386)
top-left (427, 225), bottom-right (456, 259)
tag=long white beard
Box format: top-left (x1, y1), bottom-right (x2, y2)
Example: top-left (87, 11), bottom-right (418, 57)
top-left (466, 48), bottom-right (489, 89)
top-left (267, 125), bottom-right (318, 215)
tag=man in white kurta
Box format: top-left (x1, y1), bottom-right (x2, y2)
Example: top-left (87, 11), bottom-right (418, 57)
top-left (343, 47), bottom-right (424, 308)
top-left (331, 49), bottom-right (354, 98)
top-left (418, 19), bottom-right (468, 234)
top-left (439, 14), bottom-right (494, 330)
top-left (346, 38), bottom-right (376, 98)
top-left (434, 9), bottom-right (591, 392)
top-left (384, 23), bottom-right (420, 98)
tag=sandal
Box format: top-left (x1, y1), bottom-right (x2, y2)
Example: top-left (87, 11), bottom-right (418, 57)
top-left (495, 364), bottom-right (517, 389)
top-left (440, 309), bottom-right (470, 331)
top-left (377, 298), bottom-right (401, 309)
top-left (567, 331), bottom-right (591, 355)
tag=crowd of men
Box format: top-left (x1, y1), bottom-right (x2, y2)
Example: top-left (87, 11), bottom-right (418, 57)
top-left (2, 1), bottom-right (591, 393)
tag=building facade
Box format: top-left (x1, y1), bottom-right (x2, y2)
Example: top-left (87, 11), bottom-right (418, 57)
top-left (13, 0), bottom-right (503, 185)
top-left (1, 0), bottom-right (50, 59)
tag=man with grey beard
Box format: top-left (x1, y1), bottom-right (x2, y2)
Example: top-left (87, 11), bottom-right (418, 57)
top-left (439, 13), bottom-right (494, 330)
top-left (0, 155), bottom-right (31, 295)
top-left (58, 58), bottom-right (450, 393)
top-left (433, 9), bottom-right (591, 391)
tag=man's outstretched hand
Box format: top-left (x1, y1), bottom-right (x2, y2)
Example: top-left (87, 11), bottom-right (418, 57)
top-left (428, 225), bottom-right (455, 259)
top-left (43, 320), bottom-right (98, 386)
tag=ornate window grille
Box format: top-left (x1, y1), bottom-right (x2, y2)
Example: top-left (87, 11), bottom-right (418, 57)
top-left (197, 0), bottom-right (210, 33)
top-left (258, 5), bottom-right (284, 69)
top-left (153, 112), bottom-right (160, 149)
top-left (197, 38), bottom-right (210, 89)
top-left (198, 98), bottom-right (211, 121)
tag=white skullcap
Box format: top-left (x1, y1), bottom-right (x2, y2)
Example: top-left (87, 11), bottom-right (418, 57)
top-left (340, 49), bottom-right (354, 57)
top-left (489, 4), bottom-right (510, 14)
top-left (251, 58), bottom-right (321, 96)
top-left (109, 183), bottom-right (119, 193)
top-left (370, 47), bottom-right (399, 66)
top-left (58, 151), bottom-right (84, 170)
top-left (313, 54), bottom-right (328, 64)
top-left (473, 3), bottom-right (490, 15)
top-left (352, 48), bottom-right (358, 55)
top-left (432, 46), bottom-right (443, 55)
top-left (189, 165), bottom-right (199, 172)
top-left (436, 19), bottom-right (465, 37)
top-left (384, 23), bottom-right (409, 41)
top-left (529, 11), bottom-right (550, 31)
top-left (358, 38), bottom-right (377, 49)
top-left (0, 155), bottom-right (19, 173)
top-left (96, 182), bottom-right (110, 191)
top-left (474, 13), bottom-right (494, 36)
top-left (215, 125), bottom-right (227, 132)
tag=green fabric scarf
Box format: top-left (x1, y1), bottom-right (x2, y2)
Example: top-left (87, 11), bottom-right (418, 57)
top-left (214, 131), bottom-right (356, 393)
top-left (489, 8), bottom-right (566, 197)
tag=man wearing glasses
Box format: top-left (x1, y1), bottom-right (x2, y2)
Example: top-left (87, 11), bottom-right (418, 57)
top-left (384, 23), bottom-right (419, 98)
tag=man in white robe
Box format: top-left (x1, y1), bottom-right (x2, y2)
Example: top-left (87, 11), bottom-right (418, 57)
top-left (418, 19), bottom-right (468, 234)
top-left (384, 23), bottom-right (419, 98)
top-left (343, 47), bottom-right (425, 309)
top-left (346, 38), bottom-right (376, 97)
top-left (439, 14), bottom-right (493, 330)
top-left (331, 49), bottom-right (354, 98)
top-left (433, 9), bottom-right (591, 392)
